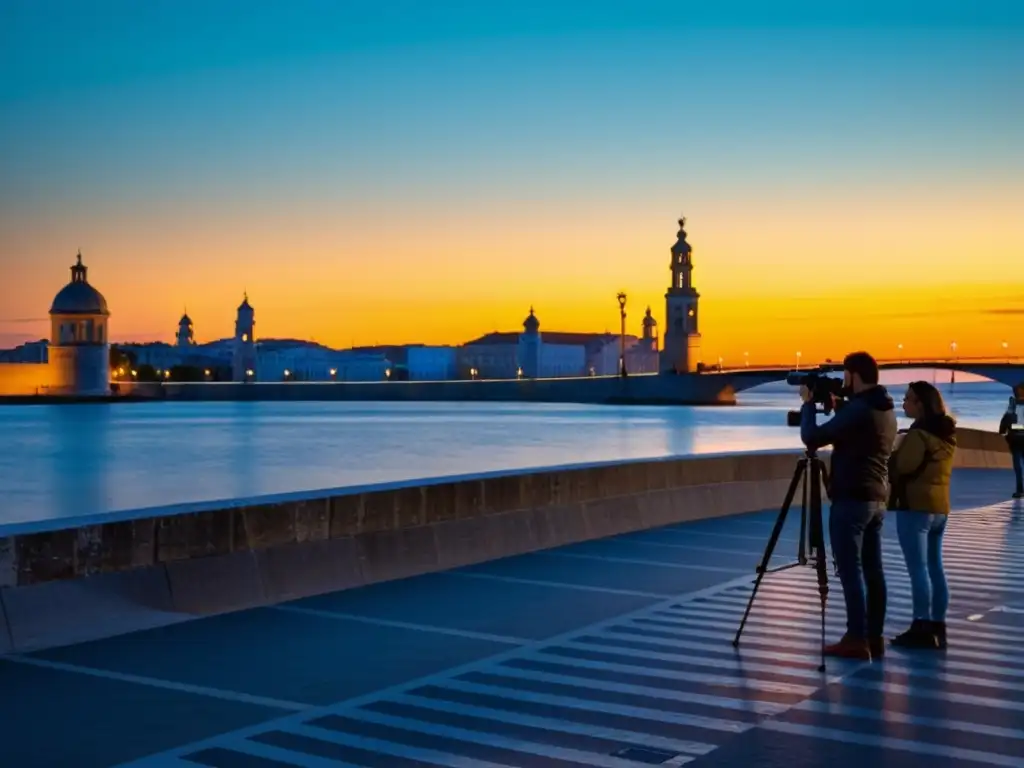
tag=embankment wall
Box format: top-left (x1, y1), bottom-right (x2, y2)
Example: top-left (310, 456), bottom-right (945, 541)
top-left (0, 427), bottom-right (1011, 654)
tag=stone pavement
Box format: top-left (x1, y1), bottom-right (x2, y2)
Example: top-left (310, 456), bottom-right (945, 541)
top-left (1, 470), bottom-right (1022, 768)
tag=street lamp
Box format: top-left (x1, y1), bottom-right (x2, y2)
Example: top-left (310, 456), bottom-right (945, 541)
top-left (743, 351), bottom-right (749, 368)
top-left (616, 291), bottom-right (628, 377)
top-left (516, 366), bottom-right (523, 379)
top-left (329, 368), bottom-right (337, 381)
top-left (1002, 340), bottom-right (1009, 362)
top-left (283, 369), bottom-right (291, 380)
top-left (897, 343), bottom-right (903, 363)
top-left (717, 355), bottom-right (723, 371)
top-left (796, 351), bottom-right (802, 370)
top-left (950, 341), bottom-right (958, 360)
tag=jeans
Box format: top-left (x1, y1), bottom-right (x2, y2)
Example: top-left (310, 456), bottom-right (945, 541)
top-left (829, 500), bottom-right (887, 639)
top-left (895, 511), bottom-right (949, 622)
top-left (1013, 446), bottom-right (1024, 493)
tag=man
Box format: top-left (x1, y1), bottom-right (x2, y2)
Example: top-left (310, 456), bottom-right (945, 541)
top-left (999, 384), bottom-right (1024, 499)
top-left (800, 351), bottom-right (897, 660)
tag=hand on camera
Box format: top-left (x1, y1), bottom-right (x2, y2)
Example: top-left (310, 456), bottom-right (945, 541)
top-left (800, 385), bottom-right (813, 403)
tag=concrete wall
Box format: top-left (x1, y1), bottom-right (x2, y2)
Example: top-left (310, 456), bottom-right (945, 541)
top-left (0, 430), bottom-right (1010, 654)
top-left (114, 371), bottom-right (739, 405)
top-left (0, 362), bottom-right (53, 396)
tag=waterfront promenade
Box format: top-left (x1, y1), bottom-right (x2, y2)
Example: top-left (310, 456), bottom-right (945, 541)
top-left (1, 469), bottom-right (1021, 767)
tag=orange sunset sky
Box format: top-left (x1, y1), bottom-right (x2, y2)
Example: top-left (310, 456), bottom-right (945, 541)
top-left (2, 4), bottom-right (1022, 365)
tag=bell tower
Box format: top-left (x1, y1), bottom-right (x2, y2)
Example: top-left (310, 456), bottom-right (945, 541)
top-left (232, 293), bottom-right (257, 381)
top-left (176, 309), bottom-right (195, 348)
top-left (660, 216), bottom-right (702, 373)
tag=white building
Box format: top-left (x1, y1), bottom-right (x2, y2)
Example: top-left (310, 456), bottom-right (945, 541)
top-left (406, 346), bottom-right (458, 381)
top-left (48, 252), bottom-right (111, 396)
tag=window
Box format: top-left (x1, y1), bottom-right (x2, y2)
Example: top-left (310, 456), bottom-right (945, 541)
top-left (242, 333), bottom-right (249, 342)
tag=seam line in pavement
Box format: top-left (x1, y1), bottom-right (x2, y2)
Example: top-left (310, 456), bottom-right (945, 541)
top-left (114, 569), bottom-right (764, 766)
top-left (441, 570), bottom-right (671, 598)
top-left (2, 655), bottom-right (312, 712)
top-left (267, 605), bottom-right (529, 645)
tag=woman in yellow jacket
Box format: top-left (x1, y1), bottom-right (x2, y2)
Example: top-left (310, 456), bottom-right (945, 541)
top-left (889, 380), bottom-right (957, 650)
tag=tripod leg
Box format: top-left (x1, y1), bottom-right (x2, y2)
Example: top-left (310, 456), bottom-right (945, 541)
top-left (810, 458), bottom-right (829, 673)
top-left (733, 460), bottom-right (806, 647)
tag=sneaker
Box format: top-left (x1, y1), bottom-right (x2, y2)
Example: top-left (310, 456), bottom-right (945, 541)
top-left (890, 619), bottom-right (939, 649)
top-left (868, 636), bottom-right (886, 659)
top-left (823, 633), bottom-right (871, 660)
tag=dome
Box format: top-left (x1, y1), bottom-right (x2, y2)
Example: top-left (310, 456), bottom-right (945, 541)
top-left (180, 313), bottom-right (193, 325)
top-left (49, 253), bottom-right (109, 316)
top-left (671, 216), bottom-right (691, 254)
top-left (523, 306), bottom-right (540, 333)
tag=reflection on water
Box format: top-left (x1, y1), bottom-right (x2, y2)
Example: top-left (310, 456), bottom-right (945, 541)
top-left (0, 382), bottom-right (1011, 526)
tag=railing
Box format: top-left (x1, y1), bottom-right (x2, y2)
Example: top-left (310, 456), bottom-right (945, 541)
top-left (711, 356), bottom-right (1023, 374)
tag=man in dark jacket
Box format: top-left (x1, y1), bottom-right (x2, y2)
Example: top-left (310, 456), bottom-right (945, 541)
top-left (801, 351), bottom-right (897, 660)
top-left (999, 384), bottom-right (1024, 498)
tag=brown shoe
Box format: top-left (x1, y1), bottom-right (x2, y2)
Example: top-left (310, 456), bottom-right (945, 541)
top-left (868, 636), bottom-right (885, 659)
top-left (823, 633), bottom-right (871, 660)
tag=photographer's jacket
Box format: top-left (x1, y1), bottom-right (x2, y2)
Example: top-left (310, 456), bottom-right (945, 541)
top-left (800, 385), bottom-right (898, 503)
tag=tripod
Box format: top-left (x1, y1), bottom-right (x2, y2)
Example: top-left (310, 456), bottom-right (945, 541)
top-left (732, 449), bottom-right (831, 672)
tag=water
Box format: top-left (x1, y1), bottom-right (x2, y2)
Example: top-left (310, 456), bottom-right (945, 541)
top-left (0, 380), bottom-right (1013, 528)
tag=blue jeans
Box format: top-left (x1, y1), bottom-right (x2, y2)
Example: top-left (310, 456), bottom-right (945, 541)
top-left (1012, 446), bottom-right (1023, 493)
top-left (829, 500), bottom-right (887, 638)
top-left (896, 511), bottom-right (949, 622)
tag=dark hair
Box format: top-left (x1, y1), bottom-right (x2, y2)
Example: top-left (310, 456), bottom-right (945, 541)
top-left (907, 380), bottom-right (949, 420)
top-left (843, 351), bottom-right (879, 385)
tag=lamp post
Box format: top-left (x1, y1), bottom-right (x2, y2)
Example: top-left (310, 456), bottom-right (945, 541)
top-left (950, 341), bottom-right (958, 361)
top-left (617, 292), bottom-right (628, 377)
top-left (743, 351), bottom-right (749, 368)
top-left (897, 343), bottom-right (903, 363)
top-left (796, 351), bottom-right (802, 370)
top-left (1002, 340), bottom-right (1009, 362)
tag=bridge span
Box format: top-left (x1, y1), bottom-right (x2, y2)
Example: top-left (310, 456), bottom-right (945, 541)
top-left (709, 356), bottom-right (1024, 392)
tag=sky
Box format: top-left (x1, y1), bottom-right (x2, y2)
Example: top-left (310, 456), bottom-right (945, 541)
top-left (1, 0), bottom-right (1022, 365)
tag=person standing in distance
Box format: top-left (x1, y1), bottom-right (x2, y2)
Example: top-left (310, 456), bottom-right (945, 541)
top-left (998, 384), bottom-right (1024, 499)
top-left (800, 351), bottom-right (898, 660)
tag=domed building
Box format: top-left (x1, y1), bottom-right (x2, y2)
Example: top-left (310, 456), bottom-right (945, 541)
top-left (48, 251), bottom-right (111, 396)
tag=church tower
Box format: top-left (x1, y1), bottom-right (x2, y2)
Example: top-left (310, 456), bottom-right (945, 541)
top-left (176, 310), bottom-right (195, 348)
top-left (232, 293), bottom-right (257, 381)
top-left (517, 306), bottom-right (542, 379)
top-left (660, 216), bottom-right (702, 373)
top-left (641, 306), bottom-right (658, 352)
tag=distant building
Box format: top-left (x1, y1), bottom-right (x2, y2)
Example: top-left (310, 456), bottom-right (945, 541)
top-left (232, 294), bottom-right (257, 381)
top-left (661, 217), bottom-right (701, 373)
top-left (176, 312), bottom-right (195, 347)
top-left (406, 346), bottom-right (458, 381)
top-left (0, 251), bottom-right (111, 396)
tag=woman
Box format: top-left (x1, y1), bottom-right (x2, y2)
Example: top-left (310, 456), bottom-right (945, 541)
top-left (889, 381), bottom-right (957, 649)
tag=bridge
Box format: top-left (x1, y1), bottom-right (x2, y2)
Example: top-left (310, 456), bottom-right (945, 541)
top-left (710, 356), bottom-right (1024, 392)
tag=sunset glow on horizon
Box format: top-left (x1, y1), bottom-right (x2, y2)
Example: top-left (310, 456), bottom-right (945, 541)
top-left (2, 2), bottom-right (1022, 365)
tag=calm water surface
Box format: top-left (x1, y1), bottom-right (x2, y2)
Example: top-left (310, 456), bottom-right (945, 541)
top-left (0, 381), bottom-right (1013, 527)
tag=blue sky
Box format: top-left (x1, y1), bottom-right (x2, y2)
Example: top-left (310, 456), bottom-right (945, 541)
top-left (1, 1), bottom-right (1022, 356)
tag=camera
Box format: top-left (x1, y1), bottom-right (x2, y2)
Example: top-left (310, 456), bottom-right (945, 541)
top-left (786, 369), bottom-right (846, 426)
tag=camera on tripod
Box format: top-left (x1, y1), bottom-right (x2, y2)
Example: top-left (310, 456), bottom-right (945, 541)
top-left (786, 368), bottom-right (846, 426)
